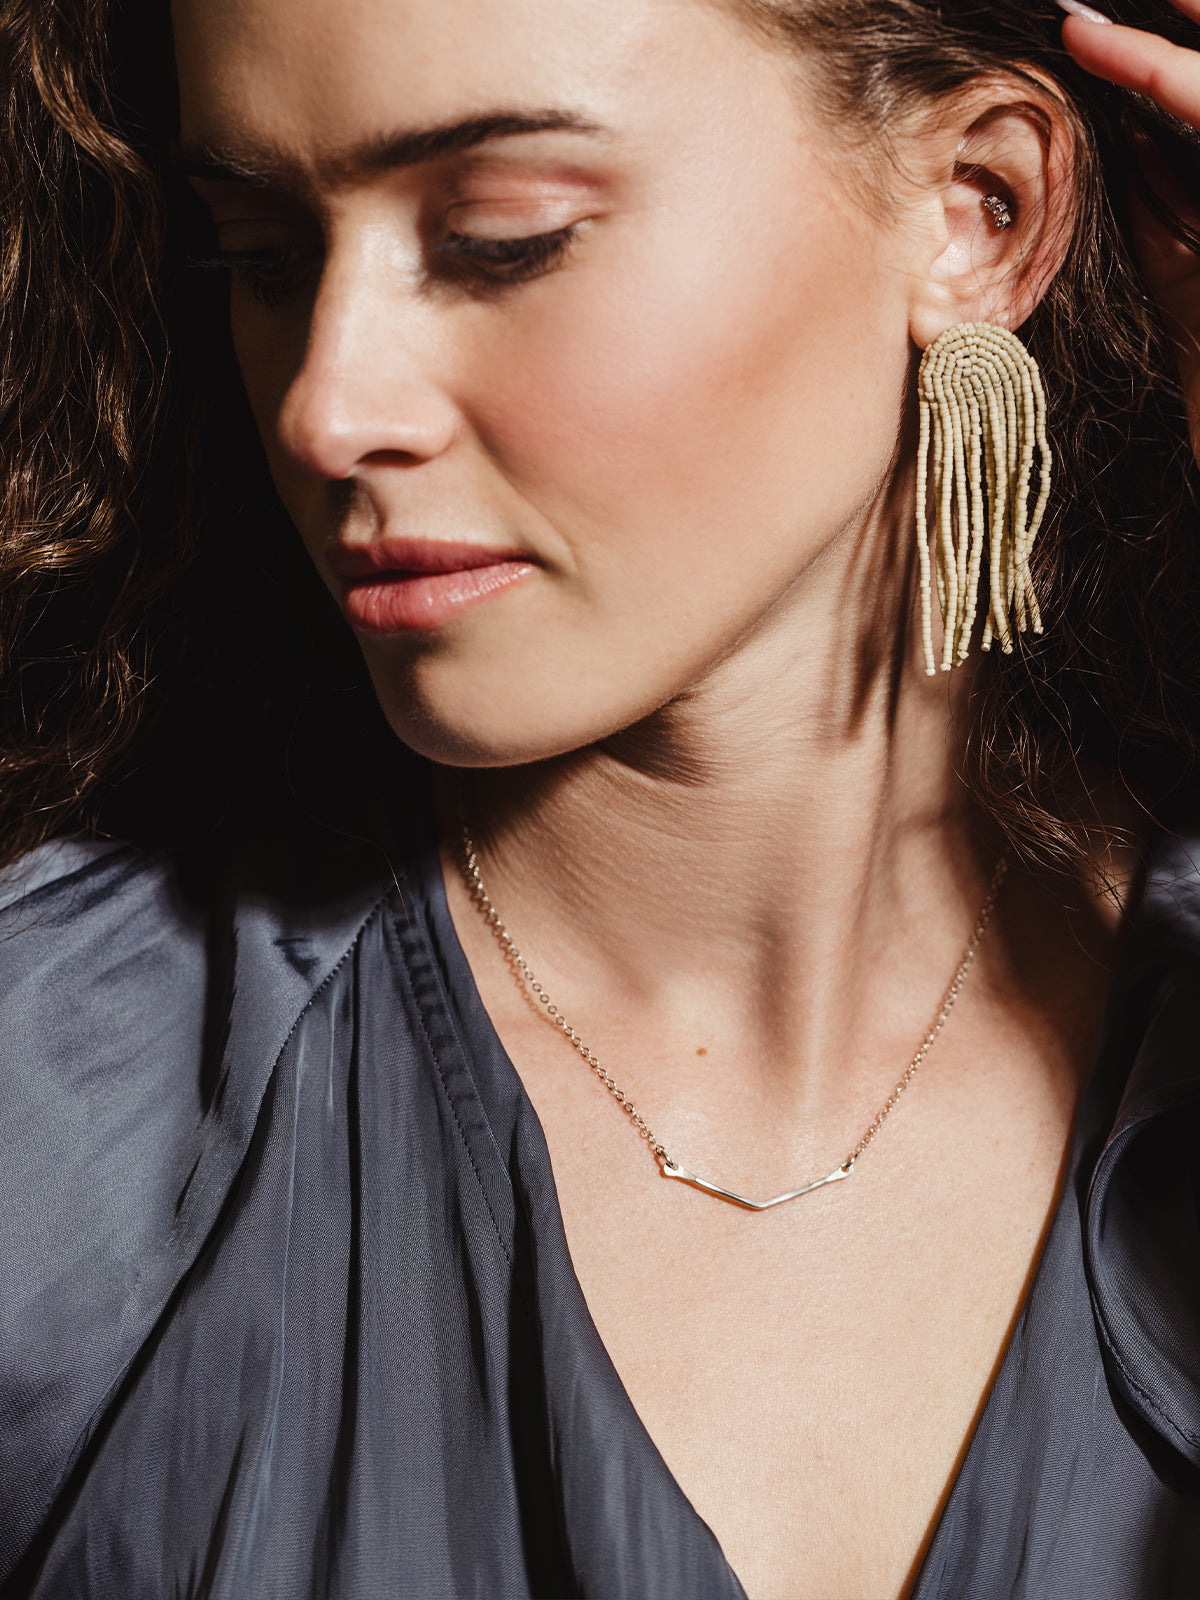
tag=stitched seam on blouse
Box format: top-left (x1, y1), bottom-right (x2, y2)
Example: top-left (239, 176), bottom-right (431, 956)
top-left (406, 975), bottom-right (514, 1268)
top-left (391, 894), bottom-right (514, 1268)
top-left (252, 892), bottom-right (393, 1082)
top-left (1092, 1299), bottom-right (1200, 1449)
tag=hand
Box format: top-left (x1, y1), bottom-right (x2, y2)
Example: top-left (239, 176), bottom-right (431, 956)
top-left (1062, 1), bottom-right (1200, 454)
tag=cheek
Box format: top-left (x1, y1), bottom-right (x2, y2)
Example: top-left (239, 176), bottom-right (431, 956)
top-left (461, 199), bottom-right (909, 588)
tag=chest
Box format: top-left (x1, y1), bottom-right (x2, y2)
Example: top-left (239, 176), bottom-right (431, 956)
top-left (509, 1037), bottom-right (1079, 1600)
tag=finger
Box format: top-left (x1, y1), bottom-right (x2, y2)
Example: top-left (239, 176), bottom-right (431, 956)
top-left (1063, 17), bottom-right (1200, 129)
top-left (1167, 0), bottom-right (1200, 27)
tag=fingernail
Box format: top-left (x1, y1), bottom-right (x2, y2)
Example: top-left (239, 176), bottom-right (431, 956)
top-left (1054, 0), bottom-right (1114, 23)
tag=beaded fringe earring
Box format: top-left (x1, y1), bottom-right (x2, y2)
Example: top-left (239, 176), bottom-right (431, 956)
top-left (915, 322), bottom-right (1052, 675)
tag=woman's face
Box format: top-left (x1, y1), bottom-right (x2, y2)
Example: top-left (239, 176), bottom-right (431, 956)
top-left (173, 0), bottom-right (923, 764)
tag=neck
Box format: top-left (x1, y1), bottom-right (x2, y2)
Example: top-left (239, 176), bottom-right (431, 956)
top-left (435, 487), bottom-right (1020, 1108)
top-left (448, 672), bottom-right (984, 989)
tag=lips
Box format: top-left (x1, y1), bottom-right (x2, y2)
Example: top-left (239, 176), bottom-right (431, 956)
top-left (326, 538), bottom-right (536, 634)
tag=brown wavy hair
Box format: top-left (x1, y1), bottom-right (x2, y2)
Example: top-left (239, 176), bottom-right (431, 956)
top-left (1, 0), bottom-right (1199, 873)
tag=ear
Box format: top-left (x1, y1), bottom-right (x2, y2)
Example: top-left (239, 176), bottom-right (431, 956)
top-left (906, 79), bottom-right (1078, 351)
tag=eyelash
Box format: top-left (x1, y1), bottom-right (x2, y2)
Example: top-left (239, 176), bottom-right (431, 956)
top-left (191, 247), bottom-right (313, 309)
top-left (191, 225), bottom-right (579, 308)
top-left (435, 226), bottom-right (578, 287)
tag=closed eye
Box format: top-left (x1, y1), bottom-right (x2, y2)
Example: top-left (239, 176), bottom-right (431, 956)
top-left (190, 224), bottom-right (581, 309)
top-left (190, 245), bottom-right (320, 308)
top-left (431, 225), bottom-right (580, 289)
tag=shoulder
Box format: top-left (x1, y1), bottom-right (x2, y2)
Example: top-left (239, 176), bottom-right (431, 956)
top-left (1138, 828), bottom-right (1200, 945)
top-left (0, 832), bottom-right (398, 1578)
top-left (0, 840), bottom-right (218, 1232)
top-left (0, 824), bottom-right (398, 1254)
top-left (0, 829), bottom-right (400, 1209)
top-left (0, 837), bottom-right (209, 1044)
top-left (1079, 826), bottom-right (1200, 1470)
top-left (0, 826), bottom-right (406, 1030)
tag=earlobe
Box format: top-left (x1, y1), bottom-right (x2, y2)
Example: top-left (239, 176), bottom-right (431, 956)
top-left (908, 87), bottom-right (1078, 351)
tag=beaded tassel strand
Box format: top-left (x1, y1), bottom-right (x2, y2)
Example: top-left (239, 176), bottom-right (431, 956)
top-left (915, 323), bottom-right (1052, 676)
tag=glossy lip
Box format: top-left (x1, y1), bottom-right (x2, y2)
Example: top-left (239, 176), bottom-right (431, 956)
top-left (327, 537), bottom-right (537, 634)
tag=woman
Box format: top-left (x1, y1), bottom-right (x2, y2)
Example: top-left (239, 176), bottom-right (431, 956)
top-left (2, 0), bottom-right (1200, 1594)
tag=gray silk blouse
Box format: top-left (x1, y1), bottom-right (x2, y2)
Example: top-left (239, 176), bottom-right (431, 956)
top-left (1, 814), bottom-right (1199, 1598)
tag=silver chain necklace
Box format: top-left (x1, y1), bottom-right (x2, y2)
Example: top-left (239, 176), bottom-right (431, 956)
top-left (460, 815), bottom-right (1008, 1211)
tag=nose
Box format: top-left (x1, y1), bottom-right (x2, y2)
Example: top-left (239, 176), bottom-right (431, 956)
top-left (274, 254), bottom-right (460, 480)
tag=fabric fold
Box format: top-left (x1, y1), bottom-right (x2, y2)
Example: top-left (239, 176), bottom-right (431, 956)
top-left (0, 845), bottom-right (387, 1588)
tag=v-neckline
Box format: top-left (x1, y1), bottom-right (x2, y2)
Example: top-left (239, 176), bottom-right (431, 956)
top-left (409, 815), bottom-right (1137, 1600)
top-left (412, 825), bottom-right (1100, 1600)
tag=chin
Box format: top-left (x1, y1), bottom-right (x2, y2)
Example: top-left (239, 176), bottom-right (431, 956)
top-left (368, 667), bottom-right (624, 772)
top-left (358, 618), bottom-right (706, 771)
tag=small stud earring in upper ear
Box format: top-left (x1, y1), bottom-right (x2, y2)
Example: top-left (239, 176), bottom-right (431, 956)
top-left (982, 194), bottom-right (1014, 230)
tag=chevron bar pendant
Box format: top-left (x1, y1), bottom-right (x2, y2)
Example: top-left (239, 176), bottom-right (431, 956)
top-left (659, 1156), bottom-right (854, 1211)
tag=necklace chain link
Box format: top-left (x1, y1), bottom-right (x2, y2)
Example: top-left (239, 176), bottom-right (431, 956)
top-left (460, 812), bottom-right (1008, 1190)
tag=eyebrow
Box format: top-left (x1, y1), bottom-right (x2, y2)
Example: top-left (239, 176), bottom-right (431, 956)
top-left (171, 110), bottom-right (607, 188)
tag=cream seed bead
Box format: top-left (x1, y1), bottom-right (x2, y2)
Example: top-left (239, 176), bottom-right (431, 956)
top-left (915, 323), bottom-right (1052, 675)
